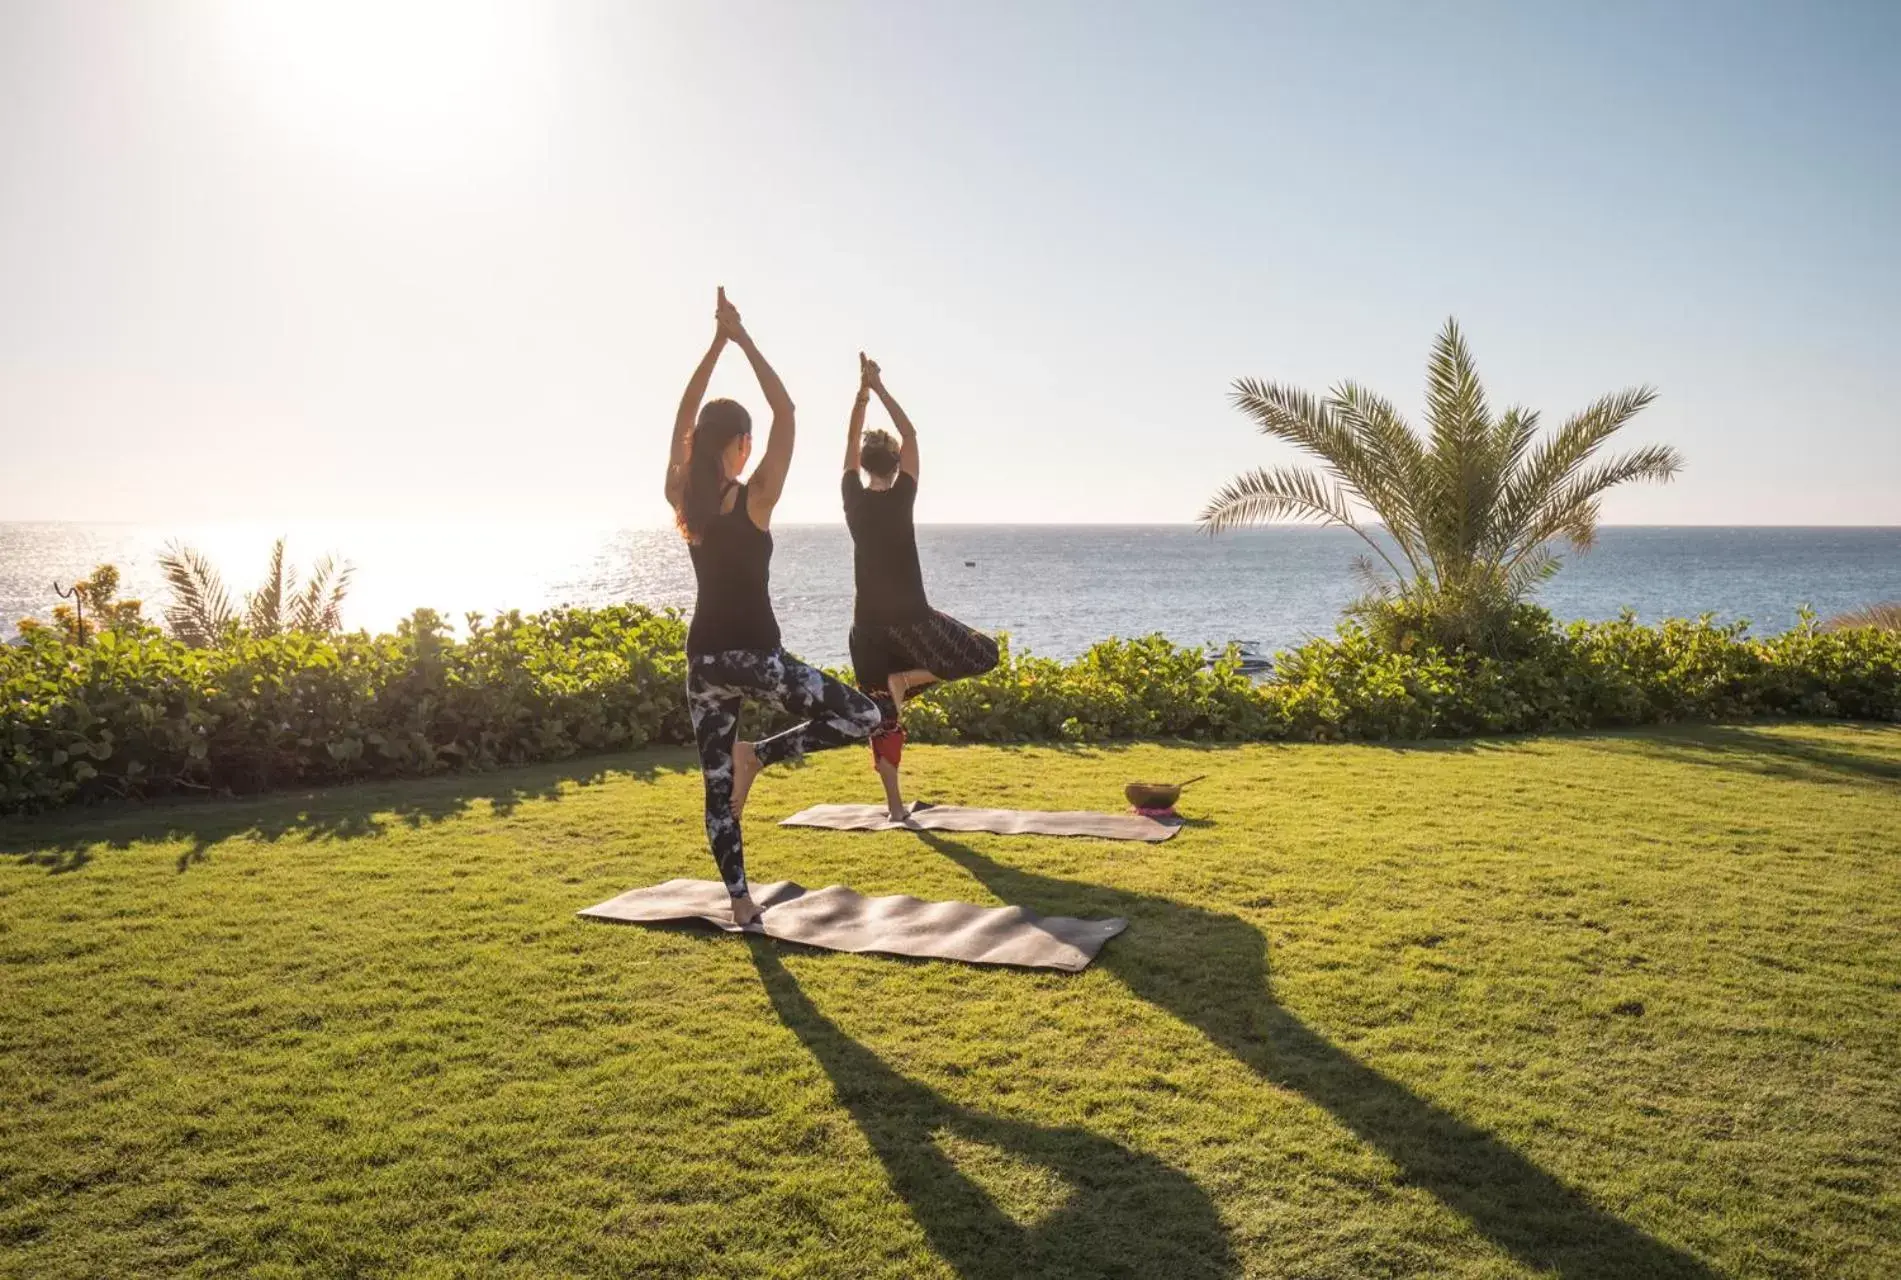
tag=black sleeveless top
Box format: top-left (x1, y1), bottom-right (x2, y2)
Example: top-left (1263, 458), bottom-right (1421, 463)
top-left (841, 470), bottom-right (931, 626)
top-left (686, 484), bottom-right (781, 656)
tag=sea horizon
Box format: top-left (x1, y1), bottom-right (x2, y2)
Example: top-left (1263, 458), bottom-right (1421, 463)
top-left (6, 522), bottom-right (1897, 667)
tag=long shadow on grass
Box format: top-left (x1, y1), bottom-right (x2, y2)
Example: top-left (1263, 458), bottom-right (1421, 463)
top-left (918, 832), bottom-right (1715, 1280)
top-left (746, 938), bottom-right (1238, 1280)
top-left (1, 751), bottom-right (698, 874)
top-left (1594, 723), bottom-right (1901, 788)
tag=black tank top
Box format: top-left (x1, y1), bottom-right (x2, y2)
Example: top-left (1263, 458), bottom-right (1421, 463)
top-left (841, 470), bottom-right (932, 626)
top-left (686, 484), bottom-right (781, 655)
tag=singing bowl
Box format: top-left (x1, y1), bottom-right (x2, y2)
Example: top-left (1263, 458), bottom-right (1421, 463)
top-left (1123, 776), bottom-right (1205, 809)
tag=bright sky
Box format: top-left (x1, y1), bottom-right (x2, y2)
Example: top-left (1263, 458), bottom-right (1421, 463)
top-left (2, 1), bottom-right (1896, 525)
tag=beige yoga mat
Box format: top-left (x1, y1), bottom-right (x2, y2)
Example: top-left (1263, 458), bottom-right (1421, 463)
top-left (579, 879), bottom-right (1127, 972)
top-left (779, 802), bottom-right (1182, 843)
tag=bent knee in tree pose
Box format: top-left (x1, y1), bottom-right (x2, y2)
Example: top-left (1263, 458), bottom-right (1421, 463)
top-left (666, 290), bottom-right (880, 925)
top-left (841, 352), bottom-right (1001, 820)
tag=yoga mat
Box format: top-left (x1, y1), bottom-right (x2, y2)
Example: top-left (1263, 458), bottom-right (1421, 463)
top-left (579, 879), bottom-right (1126, 972)
top-left (779, 802), bottom-right (1181, 843)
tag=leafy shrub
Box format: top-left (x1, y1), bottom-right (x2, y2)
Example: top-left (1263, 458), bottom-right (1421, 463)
top-left (912, 635), bottom-right (1282, 744)
top-left (1346, 597), bottom-right (1561, 661)
top-left (4, 604), bottom-right (1898, 816)
top-left (3, 605), bottom-right (694, 814)
top-left (13, 564), bottom-right (148, 645)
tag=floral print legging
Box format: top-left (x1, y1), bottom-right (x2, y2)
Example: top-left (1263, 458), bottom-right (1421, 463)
top-left (687, 648), bottom-right (883, 898)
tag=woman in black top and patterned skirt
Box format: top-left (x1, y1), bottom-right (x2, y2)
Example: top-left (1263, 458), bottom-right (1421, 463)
top-left (667, 291), bottom-right (882, 926)
top-left (843, 354), bottom-right (1001, 819)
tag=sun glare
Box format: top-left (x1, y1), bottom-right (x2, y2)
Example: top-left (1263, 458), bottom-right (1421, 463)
top-left (212, 0), bottom-right (555, 171)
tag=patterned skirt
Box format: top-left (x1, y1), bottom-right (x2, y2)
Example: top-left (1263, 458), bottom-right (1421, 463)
top-left (849, 609), bottom-right (1001, 693)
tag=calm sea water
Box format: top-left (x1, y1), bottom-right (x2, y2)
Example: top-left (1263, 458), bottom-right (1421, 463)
top-left (3, 523), bottom-right (1896, 668)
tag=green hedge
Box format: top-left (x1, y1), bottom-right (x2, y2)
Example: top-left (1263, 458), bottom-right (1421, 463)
top-left (4, 604), bottom-right (1898, 815)
top-left (910, 609), bottom-right (1901, 745)
top-left (2, 607), bottom-right (693, 816)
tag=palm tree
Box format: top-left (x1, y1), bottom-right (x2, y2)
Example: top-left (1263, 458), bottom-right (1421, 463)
top-left (159, 538), bottom-right (354, 646)
top-left (1201, 318), bottom-right (1683, 648)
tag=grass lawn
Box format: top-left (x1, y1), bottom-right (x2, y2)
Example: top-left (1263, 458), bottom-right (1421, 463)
top-left (3, 724), bottom-right (1899, 1279)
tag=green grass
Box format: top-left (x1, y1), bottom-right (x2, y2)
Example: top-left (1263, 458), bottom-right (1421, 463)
top-left (3, 724), bottom-right (1899, 1279)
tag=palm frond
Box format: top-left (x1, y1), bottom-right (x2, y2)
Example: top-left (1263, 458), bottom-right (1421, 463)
top-left (1504, 543), bottom-right (1563, 599)
top-left (1330, 380), bottom-right (1430, 569)
top-left (1229, 379), bottom-right (1357, 460)
top-left (157, 542), bottom-right (234, 647)
top-left (1230, 377), bottom-right (1430, 562)
top-left (1495, 386), bottom-right (1660, 542)
top-left (1424, 317), bottom-right (1491, 449)
top-left (290, 555), bottom-right (354, 633)
top-left (1418, 318), bottom-right (1500, 578)
top-left (1349, 553), bottom-right (1396, 599)
top-left (1519, 443), bottom-right (1683, 554)
top-left (245, 538), bottom-right (291, 637)
top-left (1200, 465), bottom-right (1412, 584)
top-left (1198, 465), bottom-right (1360, 532)
top-left (1473, 405), bottom-right (1543, 560)
top-left (1489, 406), bottom-right (1542, 499)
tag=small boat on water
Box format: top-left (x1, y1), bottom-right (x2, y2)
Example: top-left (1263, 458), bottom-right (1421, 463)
top-left (1212, 639), bottom-right (1274, 676)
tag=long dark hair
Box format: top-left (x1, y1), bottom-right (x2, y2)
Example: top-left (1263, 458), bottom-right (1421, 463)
top-left (676, 399), bottom-right (752, 542)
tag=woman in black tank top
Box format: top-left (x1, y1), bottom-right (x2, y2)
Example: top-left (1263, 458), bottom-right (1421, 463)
top-left (842, 354), bottom-right (1000, 819)
top-left (665, 290), bottom-right (881, 927)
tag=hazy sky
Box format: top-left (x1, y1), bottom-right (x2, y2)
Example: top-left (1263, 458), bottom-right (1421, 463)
top-left (2, 1), bottom-right (1896, 525)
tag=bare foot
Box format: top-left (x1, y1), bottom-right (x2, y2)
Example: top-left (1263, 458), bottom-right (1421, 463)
top-left (730, 740), bottom-right (762, 820)
top-left (730, 893), bottom-right (762, 928)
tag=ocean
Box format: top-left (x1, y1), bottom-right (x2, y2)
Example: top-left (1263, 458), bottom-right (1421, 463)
top-left (3, 523), bottom-right (1897, 668)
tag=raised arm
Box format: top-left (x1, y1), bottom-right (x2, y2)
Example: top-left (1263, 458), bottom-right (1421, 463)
top-left (666, 298), bottom-right (727, 509)
top-left (718, 292), bottom-right (796, 526)
top-left (844, 352), bottom-right (873, 473)
top-left (868, 364), bottom-right (920, 480)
